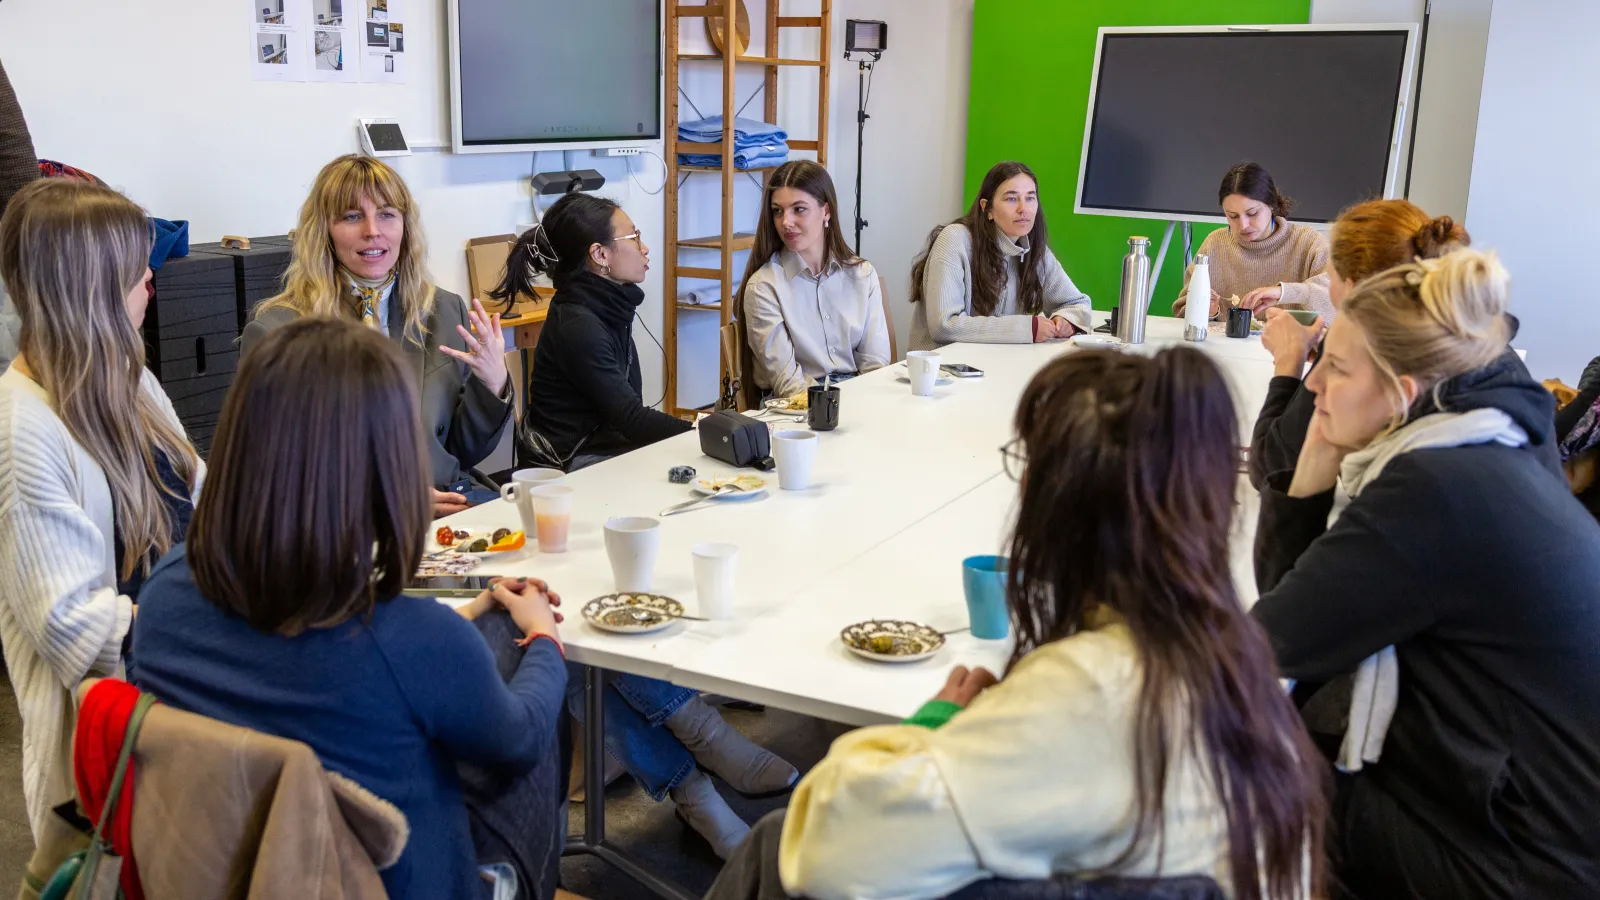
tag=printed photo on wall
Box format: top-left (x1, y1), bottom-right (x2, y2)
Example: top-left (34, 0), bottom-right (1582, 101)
top-left (360, 0), bottom-right (404, 83)
top-left (249, 0), bottom-right (307, 82)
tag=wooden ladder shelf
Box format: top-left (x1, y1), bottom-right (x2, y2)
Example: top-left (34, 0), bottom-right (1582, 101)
top-left (663, 1), bottom-right (832, 416)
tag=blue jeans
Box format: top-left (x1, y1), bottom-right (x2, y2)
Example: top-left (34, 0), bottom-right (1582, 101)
top-left (565, 665), bottom-right (697, 801)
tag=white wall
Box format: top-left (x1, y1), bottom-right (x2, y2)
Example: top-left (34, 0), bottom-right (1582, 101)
top-left (0, 0), bottom-right (973, 410)
top-left (1467, 0), bottom-right (1597, 382)
top-left (1311, 0), bottom-right (1494, 221)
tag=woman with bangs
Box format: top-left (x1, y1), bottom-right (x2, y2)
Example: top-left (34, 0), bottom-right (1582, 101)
top-left (244, 154), bottom-right (513, 518)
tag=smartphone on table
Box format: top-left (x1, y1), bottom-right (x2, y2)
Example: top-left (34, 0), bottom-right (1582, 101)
top-left (404, 575), bottom-right (498, 598)
top-left (941, 363), bottom-right (984, 378)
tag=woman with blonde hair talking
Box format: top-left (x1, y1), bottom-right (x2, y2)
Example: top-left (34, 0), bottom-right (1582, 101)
top-left (1252, 250), bottom-right (1600, 897)
top-left (0, 179), bottom-right (202, 842)
top-left (244, 154), bottom-right (512, 516)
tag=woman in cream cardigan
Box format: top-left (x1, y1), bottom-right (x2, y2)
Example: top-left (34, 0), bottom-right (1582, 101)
top-left (712, 349), bottom-right (1325, 900)
top-left (0, 179), bottom-right (202, 842)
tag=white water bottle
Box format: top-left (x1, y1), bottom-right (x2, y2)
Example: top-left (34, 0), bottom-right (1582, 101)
top-left (1185, 254), bottom-right (1211, 342)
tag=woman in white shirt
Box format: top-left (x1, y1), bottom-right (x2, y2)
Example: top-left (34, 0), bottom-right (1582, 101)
top-left (739, 160), bottom-right (890, 399)
top-left (907, 161), bottom-right (1091, 351)
top-left (0, 179), bottom-right (202, 842)
top-left (709, 348), bottom-right (1325, 900)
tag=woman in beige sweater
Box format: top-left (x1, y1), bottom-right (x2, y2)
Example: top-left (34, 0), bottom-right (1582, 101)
top-left (708, 348), bottom-right (1326, 900)
top-left (1173, 163), bottom-right (1331, 322)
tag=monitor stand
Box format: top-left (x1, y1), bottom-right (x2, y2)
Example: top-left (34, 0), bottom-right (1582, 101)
top-left (1147, 219), bottom-right (1195, 309)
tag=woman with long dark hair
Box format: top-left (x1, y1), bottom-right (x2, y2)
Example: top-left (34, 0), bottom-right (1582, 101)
top-left (745, 349), bottom-right (1325, 900)
top-left (1173, 162), bottom-right (1330, 321)
top-left (493, 191), bottom-right (689, 471)
top-left (738, 160), bottom-right (890, 398)
top-left (132, 317), bottom-right (569, 899)
top-left (907, 161), bottom-right (1091, 351)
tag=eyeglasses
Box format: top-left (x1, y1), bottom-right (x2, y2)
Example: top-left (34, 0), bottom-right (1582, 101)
top-left (1000, 439), bottom-right (1027, 482)
top-left (613, 229), bottom-right (645, 250)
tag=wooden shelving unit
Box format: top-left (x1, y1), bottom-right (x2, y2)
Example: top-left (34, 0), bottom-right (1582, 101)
top-left (664, 0), bottom-right (832, 416)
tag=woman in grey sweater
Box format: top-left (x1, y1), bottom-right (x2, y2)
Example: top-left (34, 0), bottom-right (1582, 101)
top-left (907, 161), bottom-right (1091, 351)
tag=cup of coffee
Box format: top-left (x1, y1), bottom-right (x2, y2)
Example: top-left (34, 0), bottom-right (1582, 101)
top-left (807, 384), bottom-right (840, 431)
top-left (961, 555), bottom-right (1011, 640)
top-left (1226, 306), bottom-right (1254, 339)
top-left (772, 430), bottom-right (819, 490)
top-left (906, 350), bottom-right (942, 397)
top-left (604, 517), bottom-right (661, 592)
top-left (529, 485), bottom-right (574, 553)
top-left (500, 468), bottom-right (564, 535)
top-left (692, 542), bottom-right (738, 619)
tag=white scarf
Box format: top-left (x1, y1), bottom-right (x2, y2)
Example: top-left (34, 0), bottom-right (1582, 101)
top-left (1329, 407), bottom-right (1529, 773)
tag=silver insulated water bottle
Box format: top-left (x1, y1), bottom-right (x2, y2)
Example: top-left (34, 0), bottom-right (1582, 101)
top-left (1116, 236), bottom-right (1151, 345)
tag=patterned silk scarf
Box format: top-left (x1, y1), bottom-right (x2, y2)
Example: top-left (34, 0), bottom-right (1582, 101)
top-left (345, 271), bottom-right (396, 330)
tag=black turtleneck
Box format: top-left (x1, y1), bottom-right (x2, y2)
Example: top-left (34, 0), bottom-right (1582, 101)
top-left (523, 270), bottom-right (690, 462)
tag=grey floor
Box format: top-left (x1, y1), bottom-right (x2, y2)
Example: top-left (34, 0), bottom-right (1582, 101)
top-left (0, 663), bottom-right (846, 899)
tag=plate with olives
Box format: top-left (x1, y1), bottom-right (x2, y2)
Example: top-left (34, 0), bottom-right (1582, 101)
top-left (840, 619), bottom-right (946, 663)
top-left (434, 526), bottom-right (525, 556)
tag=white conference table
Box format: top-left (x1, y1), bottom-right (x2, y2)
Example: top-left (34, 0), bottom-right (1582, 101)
top-left (443, 314), bottom-right (1276, 898)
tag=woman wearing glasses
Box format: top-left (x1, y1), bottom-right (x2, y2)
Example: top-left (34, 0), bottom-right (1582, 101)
top-left (492, 192), bottom-right (689, 472)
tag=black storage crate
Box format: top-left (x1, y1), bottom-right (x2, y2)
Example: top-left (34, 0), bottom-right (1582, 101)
top-left (144, 250), bottom-right (240, 456)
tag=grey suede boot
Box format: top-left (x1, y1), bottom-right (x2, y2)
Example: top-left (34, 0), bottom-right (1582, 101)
top-left (669, 769), bottom-right (751, 860)
top-left (664, 695), bottom-right (799, 796)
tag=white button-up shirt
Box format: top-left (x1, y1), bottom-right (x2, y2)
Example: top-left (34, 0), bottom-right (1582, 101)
top-left (741, 249), bottom-right (891, 398)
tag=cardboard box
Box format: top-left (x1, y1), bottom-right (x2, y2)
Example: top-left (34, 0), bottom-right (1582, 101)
top-left (466, 234), bottom-right (554, 315)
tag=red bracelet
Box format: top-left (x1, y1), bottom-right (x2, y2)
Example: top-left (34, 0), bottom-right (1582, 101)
top-left (516, 632), bottom-right (565, 658)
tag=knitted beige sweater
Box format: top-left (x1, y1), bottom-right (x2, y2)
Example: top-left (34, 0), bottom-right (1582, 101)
top-left (1172, 218), bottom-right (1331, 321)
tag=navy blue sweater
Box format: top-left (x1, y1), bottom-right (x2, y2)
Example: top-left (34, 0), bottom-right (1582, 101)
top-left (130, 547), bottom-right (566, 899)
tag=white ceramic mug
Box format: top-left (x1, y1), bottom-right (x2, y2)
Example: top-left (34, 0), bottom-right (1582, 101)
top-left (500, 469), bottom-right (564, 534)
top-left (604, 517), bottom-right (662, 592)
top-left (906, 350), bottom-right (942, 396)
top-left (692, 542), bottom-right (739, 619)
top-left (772, 430), bottom-right (819, 491)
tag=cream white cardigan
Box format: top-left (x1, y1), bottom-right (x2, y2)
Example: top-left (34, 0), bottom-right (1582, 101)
top-left (779, 613), bottom-right (1241, 900)
top-left (0, 365), bottom-right (202, 841)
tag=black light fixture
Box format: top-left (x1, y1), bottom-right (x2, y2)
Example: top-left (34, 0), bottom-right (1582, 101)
top-left (845, 20), bottom-right (887, 56)
top-left (844, 20), bottom-right (887, 255)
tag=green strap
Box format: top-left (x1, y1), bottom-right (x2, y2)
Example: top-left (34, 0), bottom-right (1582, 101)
top-left (903, 699), bottom-right (963, 730)
top-left (73, 692), bottom-right (155, 899)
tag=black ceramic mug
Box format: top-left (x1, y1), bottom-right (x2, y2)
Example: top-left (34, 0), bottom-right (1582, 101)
top-left (1226, 306), bottom-right (1254, 339)
top-left (807, 384), bottom-right (840, 431)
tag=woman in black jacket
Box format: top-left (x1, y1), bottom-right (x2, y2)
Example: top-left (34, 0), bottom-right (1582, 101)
top-left (1252, 249), bottom-right (1600, 899)
top-left (1556, 355), bottom-right (1600, 518)
top-left (1249, 199), bottom-right (1470, 487)
top-left (493, 192), bottom-right (690, 471)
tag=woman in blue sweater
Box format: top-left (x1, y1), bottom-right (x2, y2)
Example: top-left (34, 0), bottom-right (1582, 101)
top-left (131, 317), bottom-right (569, 899)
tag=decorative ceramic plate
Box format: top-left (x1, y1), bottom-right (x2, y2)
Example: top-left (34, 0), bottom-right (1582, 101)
top-left (692, 474), bottom-right (768, 499)
top-left (583, 593), bottom-right (687, 634)
top-left (840, 619), bottom-right (946, 663)
top-left (764, 397), bottom-right (808, 414)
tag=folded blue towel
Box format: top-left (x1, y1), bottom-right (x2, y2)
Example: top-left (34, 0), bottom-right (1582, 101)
top-left (678, 115), bottom-right (788, 145)
top-left (679, 141), bottom-right (791, 170)
top-left (148, 218), bottom-right (190, 270)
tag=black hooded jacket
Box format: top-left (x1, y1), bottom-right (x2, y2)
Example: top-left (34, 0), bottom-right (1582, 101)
top-left (1251, 351), bottom-right (1600, 898)
top-left (522, 271), bottom-right (690, 462)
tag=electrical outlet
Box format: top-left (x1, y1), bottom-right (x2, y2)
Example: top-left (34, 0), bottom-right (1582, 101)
top-left (595, 148), bottom-right (644, 157)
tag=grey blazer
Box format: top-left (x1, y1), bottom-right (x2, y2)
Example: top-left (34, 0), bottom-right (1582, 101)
top-left (241, 286), bottom-right (513, 488)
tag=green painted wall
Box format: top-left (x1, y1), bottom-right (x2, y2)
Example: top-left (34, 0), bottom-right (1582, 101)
top-left (965, 1), bottom-right (1311, 314)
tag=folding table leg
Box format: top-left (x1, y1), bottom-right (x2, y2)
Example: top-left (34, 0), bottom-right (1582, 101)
top-left (563, 665), bottom-right (700, 900)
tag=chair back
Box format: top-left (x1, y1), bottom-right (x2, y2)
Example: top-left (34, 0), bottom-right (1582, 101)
top-left (721, 316), bottom-right (762, 412)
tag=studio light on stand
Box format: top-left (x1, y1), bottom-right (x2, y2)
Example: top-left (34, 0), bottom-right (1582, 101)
top-left (844, 19), bottom-right (886, 256)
